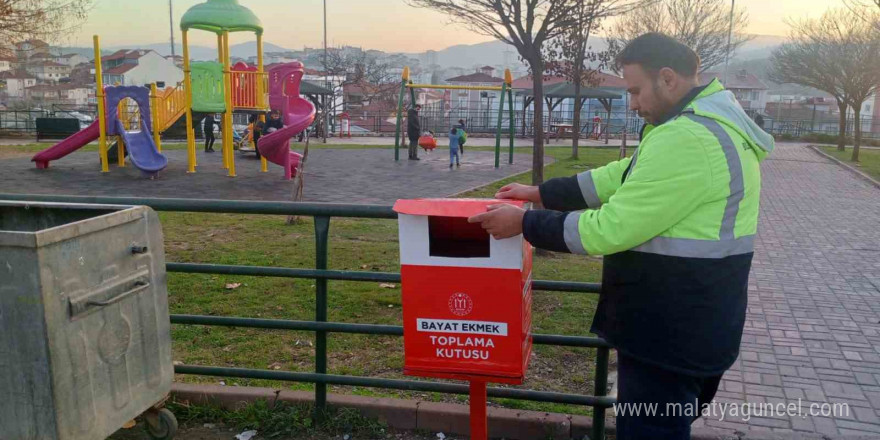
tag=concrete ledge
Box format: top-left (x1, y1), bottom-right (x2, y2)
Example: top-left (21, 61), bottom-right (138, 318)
top-left (170, 383), bottom-right (876, 440)
top-left (808, 145), bottom-right (880, 189)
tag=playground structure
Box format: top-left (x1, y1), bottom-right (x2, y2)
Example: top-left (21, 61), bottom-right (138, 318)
top-left (394, 66), bottom-right (516, 168)
top-left (30, 0), bottom-right (314, 180)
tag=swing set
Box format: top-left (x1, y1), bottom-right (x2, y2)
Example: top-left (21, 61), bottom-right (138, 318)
top-left (393, 67), bottom-right (516, 168)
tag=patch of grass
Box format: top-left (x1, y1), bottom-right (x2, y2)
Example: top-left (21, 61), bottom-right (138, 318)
top-left (820, 146), bottom-right (880, 181)
top-left (168, 400), bottom-right (386, 437)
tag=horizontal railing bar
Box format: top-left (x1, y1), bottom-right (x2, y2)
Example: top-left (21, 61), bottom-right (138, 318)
top-left (167, 263), bottom-right (601, 293)
top-left (0, 194), bottom-right (397, 219)
top-left (168, 314), bottom-right (612, 348)
top-left (407, 84), bottom-right (505, 91)
top-left (167, 263), bottom-right (400, 283)
top-left (174, 365), bottom-right (616, 408)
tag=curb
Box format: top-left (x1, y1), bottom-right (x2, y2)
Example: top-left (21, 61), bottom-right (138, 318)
top-left (808, 145), bottom-right (880, 189)
top-left (170, 384), bottom-right (879, 440)
top-left (170, 383), bottom-right (599, 439)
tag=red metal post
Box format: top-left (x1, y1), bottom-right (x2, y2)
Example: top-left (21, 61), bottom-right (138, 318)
top-left (470, 380), bottom-right (488, 440)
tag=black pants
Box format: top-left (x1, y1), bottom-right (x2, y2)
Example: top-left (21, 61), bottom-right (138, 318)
top-left (408, 137), bottom-right (419, 159)
top-left (205, 132), bottom-right (215, 151)
top-left (615, 354), bottom-right (723, 440)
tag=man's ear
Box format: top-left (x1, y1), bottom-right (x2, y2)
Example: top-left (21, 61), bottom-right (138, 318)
top-left (658, 67), bottom-right (678, 90)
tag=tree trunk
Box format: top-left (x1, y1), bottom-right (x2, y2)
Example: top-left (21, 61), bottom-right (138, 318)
top-left (286, 127), bottom-right (312, 225)
top-left (572, 82), bottom-right (581, 160)
top-left (837, 100), bottom-right (848, 152)
top-left (852, 107), bottom-right (861, 162)
top-left (530, 61), bottom-right (545, 185)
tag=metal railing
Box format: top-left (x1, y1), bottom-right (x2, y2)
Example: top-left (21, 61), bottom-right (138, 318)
top-left (0, 193), bottom-right (613, 439)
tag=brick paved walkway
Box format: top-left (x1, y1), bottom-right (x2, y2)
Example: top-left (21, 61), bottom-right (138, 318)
top-left (0, 148), bottom-right (540, 203)
top-left (691, 145), bottom-right (880, 437)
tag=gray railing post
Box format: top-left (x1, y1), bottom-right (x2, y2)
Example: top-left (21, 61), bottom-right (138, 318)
top-left (314, 216), bottom-right (331, 420)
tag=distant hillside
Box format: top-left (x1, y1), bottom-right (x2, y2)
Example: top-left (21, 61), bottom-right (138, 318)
top-left (401, 35), bottom-right (788, 70)
top-left (53, 41), bottom-right (292, 62)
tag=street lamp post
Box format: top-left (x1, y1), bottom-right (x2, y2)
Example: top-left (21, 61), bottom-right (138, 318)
top-left (323, 0), bottom-right (329, 142)
top-left (723, 0), bottom-right (735, 86)
top-left (169, 0), bottom-right (176, 58)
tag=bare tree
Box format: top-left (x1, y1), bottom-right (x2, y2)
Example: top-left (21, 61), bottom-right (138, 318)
top-left (544, 0), bottom-right (637, 159)
top-left (608, 0), bottom-right (751, 72)
top-left (771, 9), bottom-right (880, 161)
top-left (405, 0), bottom-right (581, 185)
top-left (843, 0), bottom-right (880, 31)
top-left (320, 47), bottom-right (401, 114)
top-left (769, 39), bottom-right (850, 152)
top-left (0, 0), bottom-right (94, 44)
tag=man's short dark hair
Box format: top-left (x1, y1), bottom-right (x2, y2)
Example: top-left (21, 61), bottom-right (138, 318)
top-left (615, 33), bottom-right (700, 77)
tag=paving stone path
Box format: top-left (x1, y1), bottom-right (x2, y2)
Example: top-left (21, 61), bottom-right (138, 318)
top-left (0, 148), bottom-right (541, 203)
top-left (692, 145), bottom-right (880, 437)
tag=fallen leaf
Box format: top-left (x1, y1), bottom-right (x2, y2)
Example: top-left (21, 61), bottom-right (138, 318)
top-left (267, 362), bottom-right (282, 370)
top-left (172, 360), bottom-right (184, 366)
top-left (225, 283), bottom-right (242, 290)
top-left (360, 264), bottom-right (369, 269)
top-left (223, 345), bottom-right (233, 352)
top-left (379, 283), bottom-right (397, 289)
top-left (388, 304), bottom-right (394, 308)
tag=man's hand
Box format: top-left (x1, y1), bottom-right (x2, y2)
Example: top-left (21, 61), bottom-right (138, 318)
top-left (467, 204), bottom-right (526, 239)
top-left (495, 183), bottom-right (541, 204)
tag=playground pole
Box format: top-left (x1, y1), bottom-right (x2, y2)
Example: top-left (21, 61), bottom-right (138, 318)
top-left (217, 33), bottom-right (228, 170)
top-left (151, 83), bottom-right (162, 152)
top-left (393, 67), bottom-right (409, 161)
top-left (182, 30), bottom-right (196, 173)
top-left (506, 69), bottom-right (514, 164)
top-left (222, 31), bottom-right (236, 177)
top-left (494, 82), bottom-right (506, 169)
top-left (257, 33), bottom-right (268, 173)
top-left (94, 35), bottom-right (109, 173)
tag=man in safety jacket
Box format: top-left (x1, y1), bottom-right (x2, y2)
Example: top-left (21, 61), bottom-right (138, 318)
top-left (468, 33), bottom-right (774, 439)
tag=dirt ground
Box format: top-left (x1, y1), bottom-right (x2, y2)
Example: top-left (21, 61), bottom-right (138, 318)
top-left (109, 420), bottom-right (466, 440)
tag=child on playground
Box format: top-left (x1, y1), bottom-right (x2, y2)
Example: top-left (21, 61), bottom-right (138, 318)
top-left (448, 127), bottom-right (461, 169)
top-left (265, 110), bottom-right (284, 134)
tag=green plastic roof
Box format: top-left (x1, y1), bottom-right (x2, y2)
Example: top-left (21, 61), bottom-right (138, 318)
top-left (180, 0), bottom-right (263, 34)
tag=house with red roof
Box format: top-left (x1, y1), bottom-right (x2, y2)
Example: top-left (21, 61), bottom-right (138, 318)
top-left (100, 49), bottom-right (183, 88)
top-left (26, 61), bottom-right (72, 81)
top-left (0, 71), bottom-right (37, 98)
top-left (443, 66), bottom-right (505, 118)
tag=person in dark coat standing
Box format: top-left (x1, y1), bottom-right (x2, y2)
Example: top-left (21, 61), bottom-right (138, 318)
top-left (203, 114), bottom-right (217, 152)
top-left (407, 104), bottom-right (422, 160)
top-left (754, 113), bottom-right (765, 130)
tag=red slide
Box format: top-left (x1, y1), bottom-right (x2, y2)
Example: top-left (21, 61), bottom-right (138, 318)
top-left (31, 120), bottom-right (100, 169)
top-left (257, 62), bottom-right (316, 180)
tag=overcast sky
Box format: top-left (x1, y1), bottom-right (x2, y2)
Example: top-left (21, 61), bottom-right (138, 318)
top-left (65, 0), bottom-right (836, 52)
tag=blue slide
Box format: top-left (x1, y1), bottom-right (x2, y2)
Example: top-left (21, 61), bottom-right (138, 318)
top-left (116, 118), bottom-right (168, 175)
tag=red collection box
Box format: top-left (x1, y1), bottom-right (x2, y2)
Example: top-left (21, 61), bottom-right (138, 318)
top-left (393, 198), bottom-right (533, 384)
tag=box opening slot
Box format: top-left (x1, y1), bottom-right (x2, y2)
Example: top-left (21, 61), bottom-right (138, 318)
top-left (428, 216), bottom-right (490, 258)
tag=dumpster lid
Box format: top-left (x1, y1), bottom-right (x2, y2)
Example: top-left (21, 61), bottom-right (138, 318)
top-left (393, 198), bottom-right (526, 218)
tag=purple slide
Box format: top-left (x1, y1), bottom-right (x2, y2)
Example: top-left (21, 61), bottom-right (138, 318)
top-left (258, 62), bottom-right (316, 180)
top-left (115, 118), bottom-right (168, 175)
top-left (32, 85), bottom-right (167, 176)
top-left (32, 120), bottom-right (100, 169)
